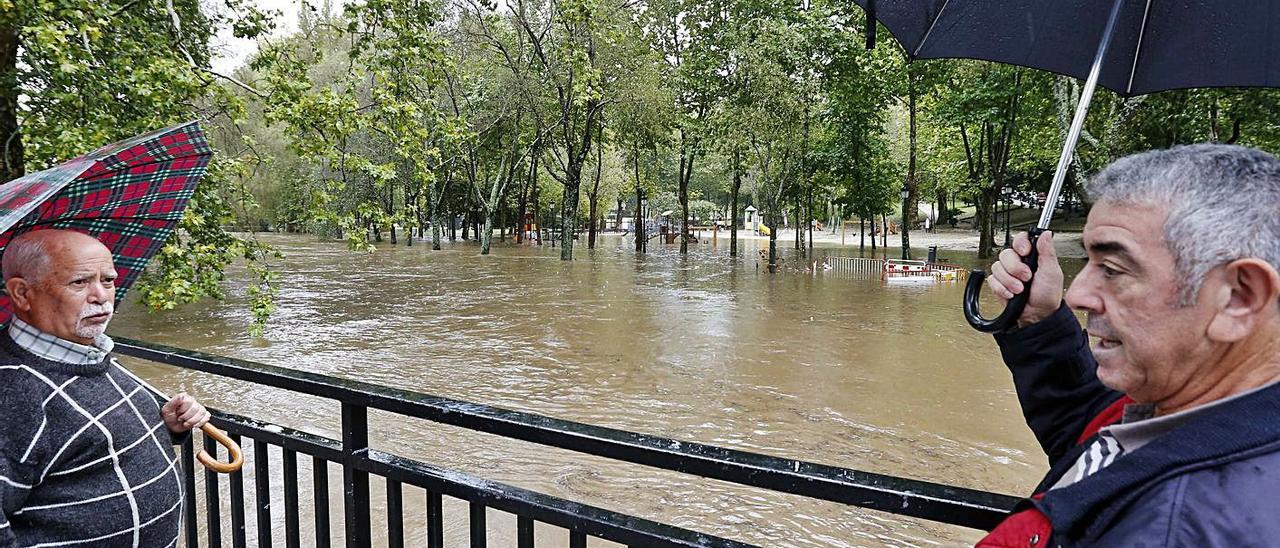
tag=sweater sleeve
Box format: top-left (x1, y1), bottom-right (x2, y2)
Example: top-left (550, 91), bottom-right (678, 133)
top-left (994, 302), bottom-right (1124, 466)
top-left (0, 451), bottom-right (35, 548)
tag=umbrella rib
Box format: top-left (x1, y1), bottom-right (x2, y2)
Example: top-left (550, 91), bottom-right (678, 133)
top-left (1126, 0), bottom-right (1154, 96)
top-left (911, 0), bottom-right (953, 59)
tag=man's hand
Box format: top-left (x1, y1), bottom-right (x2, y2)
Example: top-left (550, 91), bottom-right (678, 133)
top-left (985, 230), bottom-right (1064, 327)
top-left (161, 393), bottom-right (210, 434)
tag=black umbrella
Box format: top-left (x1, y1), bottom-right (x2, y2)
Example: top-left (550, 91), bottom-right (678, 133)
top-left (854, 0), bottom-right (1280, 331)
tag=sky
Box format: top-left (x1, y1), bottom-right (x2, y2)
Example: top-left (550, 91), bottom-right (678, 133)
top-left (209, 0), bottom-right (299, 73)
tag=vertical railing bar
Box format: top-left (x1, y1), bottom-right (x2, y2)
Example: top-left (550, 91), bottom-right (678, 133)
top-left (181, 434), bottom-right (198, 548)
top-left (203, 434), bottom-right (222, 548)
top-left (516, 516), bottom-right (534, 548)
top-left (469, 502), bottom-right (486, 548)
top-left (426, 491), bottom-right (443, 548)
top-left (283, 449), bottom-right (300, 548)
top-left (229, 433), bottom-right (247, 548)
top-left (386, 479), bottom-right (404, 548)
top-left (313, 457), bottom-right (331, 548)
top-left (569, 531), bottom-right (587, 548)
top-left (253, 439), bottom-right (272, 548)
top-left (341, 403), bottom-right (371, 547)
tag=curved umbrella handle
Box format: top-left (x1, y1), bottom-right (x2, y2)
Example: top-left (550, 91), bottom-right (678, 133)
top-left (963, 228), bottom-right (1043, 332)
top-left (197, 423), bottom-right (244, 474)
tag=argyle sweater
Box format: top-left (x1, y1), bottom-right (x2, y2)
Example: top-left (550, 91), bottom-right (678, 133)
top-left (0, 326), bottom-right (183, 548)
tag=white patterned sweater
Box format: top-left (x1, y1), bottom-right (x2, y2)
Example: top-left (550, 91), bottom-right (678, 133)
top-left (0, 318), bottom-right (183, 547)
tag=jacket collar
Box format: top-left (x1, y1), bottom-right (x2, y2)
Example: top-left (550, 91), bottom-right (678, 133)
top-left (1038, 380), bottom-right (1280, 540)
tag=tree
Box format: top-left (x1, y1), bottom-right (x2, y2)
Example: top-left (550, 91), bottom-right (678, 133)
top-left (933, 62), bottom-right (1052, 258)
top-left (501, 0), bottom-right (621, 260)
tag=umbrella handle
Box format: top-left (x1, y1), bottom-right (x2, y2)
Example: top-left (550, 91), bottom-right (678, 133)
top-left (963, 228), bottom-right (1043, 332)
top-left (197, 423), bottom-right (244, 474)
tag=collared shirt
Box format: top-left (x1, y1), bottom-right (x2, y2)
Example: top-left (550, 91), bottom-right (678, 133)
top-left (1051, 381), bottom-right (1280, 490)
top-left (6, 316), bottom-right (114, 365)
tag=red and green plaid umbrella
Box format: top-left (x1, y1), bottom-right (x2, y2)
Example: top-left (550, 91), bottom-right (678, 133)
top-left (0, 121), bottom-right (212, 324)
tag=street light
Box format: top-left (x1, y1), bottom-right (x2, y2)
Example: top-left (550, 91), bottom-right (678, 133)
top-left (900, 186), bottom-right (911, 260)
top-left (640, 196), bottom-right (648, 252)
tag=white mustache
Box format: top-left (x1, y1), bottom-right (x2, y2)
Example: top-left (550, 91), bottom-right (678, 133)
top-left (78, 302), bottom-right (114, 320)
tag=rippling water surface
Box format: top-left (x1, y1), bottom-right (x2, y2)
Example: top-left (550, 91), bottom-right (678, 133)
top-left (111, 232), bottom-right (1085, 546)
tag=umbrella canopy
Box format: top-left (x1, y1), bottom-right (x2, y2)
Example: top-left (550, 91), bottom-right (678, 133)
top-left (0, 121), bottom-right (211, 325)
top-left (853, 0), bottom-right (1280, 331)
top-left (855, 0), bottom-right (1280, 97)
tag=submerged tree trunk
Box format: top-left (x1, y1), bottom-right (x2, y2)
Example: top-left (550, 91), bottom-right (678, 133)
top-left (807, 183), bottom-right (813, 253)
top-left (767, 209), bottom-right (779, 272)
top-left (882, 213), bottom-right (888, 249)
top-left (902, 64), bottom-right (918, 260)
top-left (587, 126), bottom-right (603, 250)
top-left (870, 215), bottom-right (877, 252)
top-left (794, 204), bottom-right (801, 251)
top-left (977, 186), bottom-right (999, 258)
top-left (860, 217), bottom-right (866, 253)
top-left (729, 149), bottom-right (742, 257)
top-left (633, 147), bottom-right (645, 253)
top-left (430, 176), bottom-right (446, 250)
top-left (480, 210), bottom-right (494, 254)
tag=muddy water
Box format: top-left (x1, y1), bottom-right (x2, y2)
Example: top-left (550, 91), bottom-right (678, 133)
top-left (110, 232), bottom-right (1084, 547)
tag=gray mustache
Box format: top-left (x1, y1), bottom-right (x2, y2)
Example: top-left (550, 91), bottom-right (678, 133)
top-left (1086, 314), bottom-right (1115, 340)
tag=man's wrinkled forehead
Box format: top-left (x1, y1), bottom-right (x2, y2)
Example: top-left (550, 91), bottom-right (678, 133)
top-left (1080, 200), bottom-right (1171, 262)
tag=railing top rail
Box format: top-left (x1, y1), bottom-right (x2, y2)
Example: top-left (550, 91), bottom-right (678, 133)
top-left (115, 337), bottom-right (1020, 531)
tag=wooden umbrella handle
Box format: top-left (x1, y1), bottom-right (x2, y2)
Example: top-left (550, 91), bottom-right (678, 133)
top-left (196, 423), bottom-right (243, 474)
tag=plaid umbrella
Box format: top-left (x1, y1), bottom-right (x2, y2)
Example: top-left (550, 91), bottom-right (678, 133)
top-left (0, 120), bottom-right (243, 473)
top-left (0, 121), bottom-right (209, 323)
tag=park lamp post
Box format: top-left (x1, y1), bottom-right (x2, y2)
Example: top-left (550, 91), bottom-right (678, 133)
top-left (900, 186), bottom-right (911, 260)
top-left (1003, 188), bottom-right (1012, 247)
top-left (549, 201), bottom-right (556, 248)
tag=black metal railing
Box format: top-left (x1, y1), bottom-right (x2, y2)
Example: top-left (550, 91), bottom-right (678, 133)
top-left (116, 337), bottom-right (1022, 546)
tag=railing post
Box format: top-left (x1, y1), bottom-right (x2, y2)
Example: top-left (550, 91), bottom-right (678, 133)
top-left (181, 435), bottom-right (198, 548)
top-left (254, 439), bottom-right (272, 548)
top-left (342, 403), bottom-right (371, 547)
top-left (204, 434), bottom-right (223, 547)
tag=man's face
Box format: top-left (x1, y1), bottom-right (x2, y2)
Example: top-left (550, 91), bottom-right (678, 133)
top-left (16, 236), bottom-right (118, 345)
top-left (1065, 200), bottom-right (1221, 405)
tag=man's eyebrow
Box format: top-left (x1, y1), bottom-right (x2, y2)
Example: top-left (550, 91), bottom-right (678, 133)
top-left (1086, 240), bottom-right (1136, 261)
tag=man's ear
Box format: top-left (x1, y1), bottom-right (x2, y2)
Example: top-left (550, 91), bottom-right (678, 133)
top-left (1206, 259), bottom-right (1280, 342)
top-left (5, 277), bottom-right (32, 313)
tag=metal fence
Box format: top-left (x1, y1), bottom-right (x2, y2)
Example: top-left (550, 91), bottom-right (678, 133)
top-left (116, 338), bottom-right (1020, 547)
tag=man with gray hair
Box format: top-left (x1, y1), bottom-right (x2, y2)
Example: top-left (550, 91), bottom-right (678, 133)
top-left (977, 144), bottom-right (1280, 546)
top-left (0, 229), bottom-right (210, 547)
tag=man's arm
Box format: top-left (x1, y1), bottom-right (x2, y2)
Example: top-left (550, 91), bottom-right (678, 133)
top-left (987, 232), bottom-right (1122, 465)
top-left (995, 303), bottom-right (1122, 464)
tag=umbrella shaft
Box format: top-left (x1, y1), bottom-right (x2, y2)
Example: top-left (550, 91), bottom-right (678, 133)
top-left (1039, 0), bottom-right (1126, 230)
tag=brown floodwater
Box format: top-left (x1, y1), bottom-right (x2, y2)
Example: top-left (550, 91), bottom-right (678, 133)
top-left (110, 232), bottom-right (1085, 547)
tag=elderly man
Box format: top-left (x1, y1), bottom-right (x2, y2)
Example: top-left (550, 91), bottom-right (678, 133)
top-left (979, 144), bottom-right (1280, 546)
top-left (0, 229), bottom-right (209, 547)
